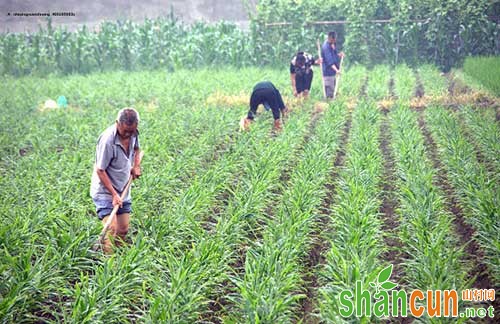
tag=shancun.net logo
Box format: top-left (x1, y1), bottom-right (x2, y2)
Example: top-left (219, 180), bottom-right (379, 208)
top-left (339, 264), bottom-right (496, 319)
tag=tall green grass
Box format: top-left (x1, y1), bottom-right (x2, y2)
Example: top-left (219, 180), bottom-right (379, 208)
top-left (463, 56), bottom-right (500, 96)
top-left (459, 106), bottom-right (500, 178)
top-left (338, 65), bottom-right (367, 98)
top-left (0, 67), bottom-right (294, 322)
top-left (145, 105), bottom-right (312, 322)
top-left (0, 18), bottom-right (253, 76)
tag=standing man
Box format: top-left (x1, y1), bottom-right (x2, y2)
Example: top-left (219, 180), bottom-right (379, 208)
top-left (290, 51), bottom-right (321, 98)
top-left (241, 81), bottom-right (288, 132)
top-left (90, 108), bottom-right (142, 254)
top-left (321, 31), bottom-right (345, 99)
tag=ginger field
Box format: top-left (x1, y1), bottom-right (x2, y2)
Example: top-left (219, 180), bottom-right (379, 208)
top-left (0, 65), bottom-right (499, 323)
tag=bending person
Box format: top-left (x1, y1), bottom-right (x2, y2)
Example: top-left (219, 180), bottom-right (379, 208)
top-left (241, 81), bottom-right (288, 132)
top-left (290, 51), bottom-right (320, 98)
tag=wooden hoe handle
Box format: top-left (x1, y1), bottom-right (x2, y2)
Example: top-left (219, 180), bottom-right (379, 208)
top-left (97, 150), bottom-right (144, 245)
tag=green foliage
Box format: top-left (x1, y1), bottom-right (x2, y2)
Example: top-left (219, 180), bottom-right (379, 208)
top-left (0, 17), bottom-right (253, 76)
top-left (460, 107), bottom-right (500, 172)
top-left (393, 64), bottom-right (416, 100)
top-left (418, 64), bottom-right (447, 97)
top-left (250, 0), bottom-right (498, 69)
top-left (233, 101), bottom-right (347, 322)
top-left (338, 65), bottom-right (367, 97)
top-left (367, 65), bottom-right (391, 100)
top-left (147, 99), bottom-right (312, 322)
top-left (0, 67), bottom-right (292, 321)
top-left (1, 64), bottom-right (499, 321)
top-left (390, 104), bottom-right (468, 294)
top-left (250, 0), bottom-right (345, 66)
top-left (426, 106), bottom-right (500, 284)
top-left (337, 0), bottom-right (379, 64)
top-left (419, 0), bottom-right (498, 70)
top-left (319, 99), bottom-right (386, 322)
top-left (463, 56), bottom-right (500, 96)
top-left (0, 1), bottom-right (498, 76)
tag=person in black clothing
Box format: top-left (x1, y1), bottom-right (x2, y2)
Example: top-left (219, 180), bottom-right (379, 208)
top-left (290, 52), bottom-right (321, 98)
top-left (241, 81), bottom-right (288, 131)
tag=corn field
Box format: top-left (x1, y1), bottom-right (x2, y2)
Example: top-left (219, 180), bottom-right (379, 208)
top-left (0, 17), bottom-right (253, 76)
top-left (1, 3), bottom-right (499, 77)
top-left (0, 62), bottom-right (499, 323)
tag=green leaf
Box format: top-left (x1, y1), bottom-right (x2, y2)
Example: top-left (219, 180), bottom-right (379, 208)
top-left (377, 264), bottom-right (393, 283)
top-left (381, 281), bottom-right (398, 290)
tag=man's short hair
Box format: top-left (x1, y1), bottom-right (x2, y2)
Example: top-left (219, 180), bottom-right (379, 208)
top-left (328, 31), bottom-right (336, 39)
top-left (117, 108), bottom-right (140, 125)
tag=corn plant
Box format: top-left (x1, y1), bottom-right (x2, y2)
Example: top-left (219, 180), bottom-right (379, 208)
top-left (426, 106), bottom-right (500, 284)
top-left (0, 17), bottom-right (255, 76)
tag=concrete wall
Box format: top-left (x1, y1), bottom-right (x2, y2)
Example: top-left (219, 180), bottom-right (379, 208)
top-left (1, 0), bottom-right (257, 33)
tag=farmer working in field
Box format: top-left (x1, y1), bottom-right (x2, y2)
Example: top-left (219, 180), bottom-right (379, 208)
top-left (321, 31), bottom-right (345, 99)
top-left (290, 51), bottom-right (321, 98)
top-left (241, 81), bottom-right (289, 132)
top-left (90, 108), bottom-right (142, 254)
